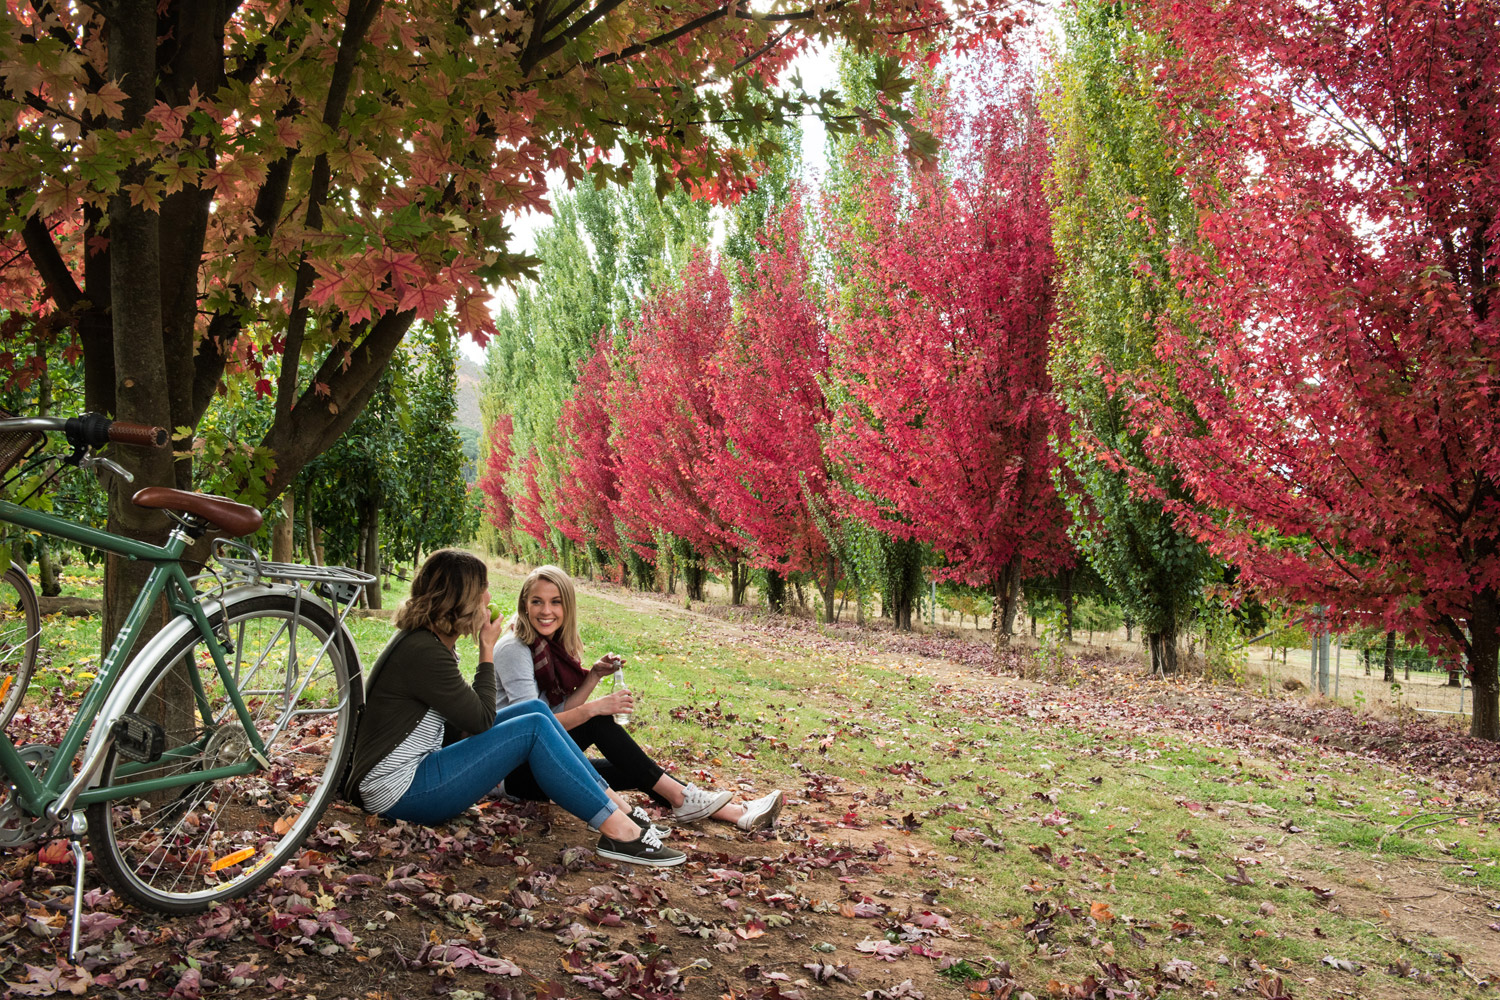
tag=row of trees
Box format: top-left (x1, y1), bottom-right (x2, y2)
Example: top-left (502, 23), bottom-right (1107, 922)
top-left (481, 55), bottom-right (1072, 639)
top-left (479, 0), bottom-right (1500, 741)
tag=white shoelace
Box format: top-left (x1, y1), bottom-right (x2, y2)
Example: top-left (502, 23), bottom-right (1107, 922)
top-left (639, 828), bottom-right (664, 850)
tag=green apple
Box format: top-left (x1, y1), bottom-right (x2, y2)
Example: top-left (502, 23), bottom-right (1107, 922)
top-left (488, 601), bottom-right (502, 623)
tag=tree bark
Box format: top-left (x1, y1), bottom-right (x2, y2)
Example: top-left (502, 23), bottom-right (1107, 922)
top-left (1148, 624), bottom-right (1179, 675)
top-left (820, 553), bottom-right (837, 624)
top-left (1062, 567), bottom-right (1074, 642)
top-left (101, 0), bottom-right (178, 661)
top-left (362, 503), bottom-right (381, 610)
top-left (764, 569), bottom-right (786, 613)
top-left (1469, 590), bottom-right (1498, 741)
top-left (991, 558), bottom-right (1021, 648)
top-left (272, 492), bottom-right (295, 563)
top-left (729, 560), bottom-right (750, 605)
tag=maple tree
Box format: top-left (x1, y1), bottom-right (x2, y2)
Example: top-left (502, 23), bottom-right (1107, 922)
top-left (708, 194), bottom-right (841, 619)
top-left (609, 252), bottom-right (748, 599)
top-left (551, 333), bottom-right (623, 570)
top-left (0, 0), bottom-right (1022, 640)
top-left (476, 413), bottom-right (517, 556)
top-left (1132, 0), bottom-right (1500, 738)
top-left (825, 69), bottom-right (1072, 642)
top-left (1043, 0), bottom-right (1217, 674)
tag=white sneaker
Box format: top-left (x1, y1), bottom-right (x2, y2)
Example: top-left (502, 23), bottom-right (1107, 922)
top-left (630, 806), bottom-right (671, 840)
top-left (734, 789), bottom-right (784, 832)
top-left (672, 784), bottom-right (734, 823)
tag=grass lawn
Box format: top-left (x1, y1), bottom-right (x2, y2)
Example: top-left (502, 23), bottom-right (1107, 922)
top-left (6, 551), bottom-right (1495, 999)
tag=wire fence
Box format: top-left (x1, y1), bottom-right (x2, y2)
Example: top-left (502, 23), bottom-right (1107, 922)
top-left (1239, 639), bottom-right (1473, 719)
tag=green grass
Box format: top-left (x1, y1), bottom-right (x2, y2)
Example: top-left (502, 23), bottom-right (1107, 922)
top-left (16, 552), bottom-right (1499, 996)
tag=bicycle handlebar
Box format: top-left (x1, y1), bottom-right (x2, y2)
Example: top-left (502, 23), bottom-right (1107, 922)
top-left (105, 421), bottom-right (169, 448)
top-left (0, 413), bottom-right (168, 449)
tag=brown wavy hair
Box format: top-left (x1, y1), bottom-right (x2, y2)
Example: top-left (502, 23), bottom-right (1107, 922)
top-left (395, 549), bottom-right (488, 639)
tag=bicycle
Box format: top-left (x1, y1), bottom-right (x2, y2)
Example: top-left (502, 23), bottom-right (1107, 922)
top-left (1, 559), bottom-right (40, 729)
top-left (0, 413), bottom-right (372, 958)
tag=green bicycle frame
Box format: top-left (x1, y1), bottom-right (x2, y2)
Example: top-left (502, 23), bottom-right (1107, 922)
top-left (0, 498), bottom-right (270, 817)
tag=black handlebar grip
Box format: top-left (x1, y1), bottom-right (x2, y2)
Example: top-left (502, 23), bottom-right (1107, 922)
top-left (108, 422), bottom-right (170, 448)
top-left (64, 413), bottom-right (114, 447)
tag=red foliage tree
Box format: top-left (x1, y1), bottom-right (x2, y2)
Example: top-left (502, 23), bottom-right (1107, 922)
top-left (476, 414), bottom-right (516, 549)
top-left (708, 195), bottom-right (839, 616)
top-left (513, 449), bottom-right (551, 552)
top-left (826, 79), bottom-right (1071, 640)
top-left (553, 334), bottom-right (623, 563)
top-left (610, 253), bottom-right (747, 599)
top-left (1133, 0), bottom-right (1500, 739)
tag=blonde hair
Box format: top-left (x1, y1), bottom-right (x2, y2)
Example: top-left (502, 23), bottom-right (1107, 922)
top-left (513, 564), bottom-right (582, 659)
top-left (395, 549), bottom-right (488, 639)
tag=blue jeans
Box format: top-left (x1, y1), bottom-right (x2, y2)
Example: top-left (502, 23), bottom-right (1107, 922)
top-left (384, 699), bottom-right (615, 828)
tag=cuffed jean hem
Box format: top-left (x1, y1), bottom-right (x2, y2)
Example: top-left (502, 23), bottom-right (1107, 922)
top-left (382, 698), bottom-right (614, 828)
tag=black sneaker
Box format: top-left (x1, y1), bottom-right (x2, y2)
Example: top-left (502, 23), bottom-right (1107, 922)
top-left (595, 828), bottom-right (687, 867)
top-left (630, 806), bottom-right (672, 840)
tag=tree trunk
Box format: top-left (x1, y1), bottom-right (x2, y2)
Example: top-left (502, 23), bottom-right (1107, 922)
top-left (1062, 568), bottom-right (1074, 642)
top-left (992, 559), bottom-right (1021, 648)
top-left (820, 554), bottom-right (837, 624)
top-left (765, 569), bottom-right (786, 613)
top-left (1148, 624), bottom-right (1179, 676)
top-left (362, 504), bottom-right (382, 610)
top-left (272, 492), bottom-right (295, 563)
top-left (682, 556), bottom-right (705, 602)
top-left (730, 560), bottom-right (750, 605)
top-left (101, 0), bottom-right (178, 664)
top-left (1469, 590), bottom-right (1499, 741)
top-left (1363, 647), bottom-right (1370, 676)
top-left (36, 542), bottom-right (61, 598)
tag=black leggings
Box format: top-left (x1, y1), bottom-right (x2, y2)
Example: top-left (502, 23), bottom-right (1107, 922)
top-left (504, 714), bottom-right (669, 806)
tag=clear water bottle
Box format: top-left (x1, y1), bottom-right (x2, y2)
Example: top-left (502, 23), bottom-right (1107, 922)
top-left (610, 664), bottom-right (631, 727)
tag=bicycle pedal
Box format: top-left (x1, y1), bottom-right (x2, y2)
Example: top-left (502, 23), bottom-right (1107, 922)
top-left (111, 713), bottom-right (165, 763)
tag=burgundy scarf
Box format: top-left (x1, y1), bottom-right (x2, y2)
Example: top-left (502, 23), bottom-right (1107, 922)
top-left (531, 634), bottom-right (587, 705)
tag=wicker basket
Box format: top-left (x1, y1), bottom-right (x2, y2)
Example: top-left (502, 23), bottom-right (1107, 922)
top-left (0, 410), bottom-right (44, 480)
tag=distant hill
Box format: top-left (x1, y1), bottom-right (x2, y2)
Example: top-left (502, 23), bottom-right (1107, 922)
top-left (456, 355), bottom-right (483, 433)
top-left (455, 356), bottom-right (485, 482)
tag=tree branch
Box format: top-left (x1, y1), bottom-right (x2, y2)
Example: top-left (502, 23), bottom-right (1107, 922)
top-left (276, 0), bottom-right (384, 429)
top-left (259, 307), bottom-right (418, 499)
top-left (20, 215), bottom-right (84, 312)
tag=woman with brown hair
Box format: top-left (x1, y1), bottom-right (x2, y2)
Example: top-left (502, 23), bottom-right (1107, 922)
top-left (346, 549), bottom-right (684, 866)
top-left (493, 564), bottom-right (783, 833)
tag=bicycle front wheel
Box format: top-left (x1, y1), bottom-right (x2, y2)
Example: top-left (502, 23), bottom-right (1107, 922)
top-left (86, 594), bottom-right (357, 912)
top-left (0, 563), bottom-right (40, 731)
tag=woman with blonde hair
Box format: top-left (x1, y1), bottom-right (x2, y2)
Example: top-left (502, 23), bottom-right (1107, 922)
top-left (345, 549), bottom-right (684, 866)
top-left (494, 564), bottom-right (783, 833)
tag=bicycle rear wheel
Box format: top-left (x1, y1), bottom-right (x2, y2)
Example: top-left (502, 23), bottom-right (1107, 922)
top-left (0, 564), bottom-right (40, 731)
top-left (86, 593), bottom-right (357, 912)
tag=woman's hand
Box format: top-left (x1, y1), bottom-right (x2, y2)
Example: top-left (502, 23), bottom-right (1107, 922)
top-left (588, 653), bottom-right (624, 677)
top-left (592, 691), bottom-right (635, 718)
top-left (478, 609), bottom-right (506, 655)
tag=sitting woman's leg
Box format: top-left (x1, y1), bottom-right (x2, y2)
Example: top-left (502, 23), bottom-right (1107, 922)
top-left (566, 715), bottom-right (757, 824)
top-left (568, 715), bottom-right (666, 797)
top-left (386, 700), bottom-right (618, 829)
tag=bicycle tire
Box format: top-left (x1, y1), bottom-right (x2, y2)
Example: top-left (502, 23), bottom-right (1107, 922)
top-left (86, 594), bottom-right (357, 912)
top-left (0, 564), bottom-right (40, 731)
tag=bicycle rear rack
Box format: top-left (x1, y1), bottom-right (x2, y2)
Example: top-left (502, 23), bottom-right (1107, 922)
top-left (208, 538), bottom-right (378, 644)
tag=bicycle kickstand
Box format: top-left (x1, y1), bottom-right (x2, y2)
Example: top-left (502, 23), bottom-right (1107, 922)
top-left (66, 837), bottom-right (87, 960)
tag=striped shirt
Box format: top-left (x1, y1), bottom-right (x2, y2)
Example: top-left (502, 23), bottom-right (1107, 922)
top-left (359, 707), bottom-right (446, 813)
